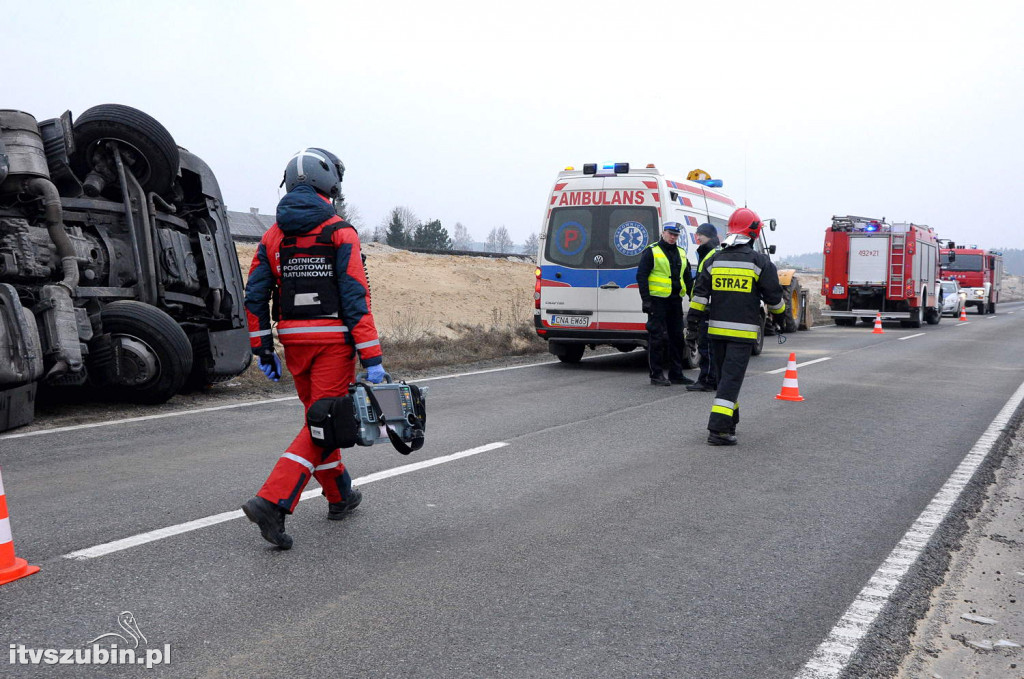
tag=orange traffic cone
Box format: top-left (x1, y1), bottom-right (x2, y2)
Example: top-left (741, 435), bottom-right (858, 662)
top-left (0, 467), bottom-right (39, 586)
top-left (775, 352), bottom-right (805, 402)
top-left (959, 306), bottom-right (968, 322)
top-left (872, 313), bottom-right (884, 334)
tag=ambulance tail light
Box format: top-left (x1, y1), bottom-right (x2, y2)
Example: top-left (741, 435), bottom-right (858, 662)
top-left (534, 267), bottom-right (542, 309)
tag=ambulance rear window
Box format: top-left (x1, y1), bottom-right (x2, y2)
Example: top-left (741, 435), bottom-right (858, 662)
top-left (544, 206), bottom-right (659, 269)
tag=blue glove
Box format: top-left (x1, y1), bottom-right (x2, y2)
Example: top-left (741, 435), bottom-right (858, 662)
top-left (366, 364), bottom-right (386, 384)
top-left (258, 353), bottom-right (282, 382)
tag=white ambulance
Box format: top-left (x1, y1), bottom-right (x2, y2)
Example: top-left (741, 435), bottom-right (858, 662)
top-left (532, 163), bottom-right (739, 363)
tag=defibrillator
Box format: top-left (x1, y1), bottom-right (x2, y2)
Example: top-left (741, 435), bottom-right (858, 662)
top-left (306, 375), bottom-right (427, 455)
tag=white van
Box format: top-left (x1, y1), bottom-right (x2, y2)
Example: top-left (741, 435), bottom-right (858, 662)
top-left (532, 163), bottom-right (738, 363)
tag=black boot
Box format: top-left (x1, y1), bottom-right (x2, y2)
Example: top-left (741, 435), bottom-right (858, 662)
top-left (328, 489), bottom-right (363, 520)
top-left (328, 469), bottom-right (363, 520)
top-left (707, 431), bottom-right (738, 446)
top-left (242, 496), bottom-right (293, 549)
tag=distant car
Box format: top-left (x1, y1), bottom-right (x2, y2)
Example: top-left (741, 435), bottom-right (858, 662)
top-left (940, 280), bottom-right (965, 317)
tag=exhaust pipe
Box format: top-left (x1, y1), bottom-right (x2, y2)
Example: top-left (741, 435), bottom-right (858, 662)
top-left (24, 177), bottom-right (79, 292)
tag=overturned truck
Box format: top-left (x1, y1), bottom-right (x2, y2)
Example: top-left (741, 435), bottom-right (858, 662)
top-left (0, 104), bottom-right (251, 432)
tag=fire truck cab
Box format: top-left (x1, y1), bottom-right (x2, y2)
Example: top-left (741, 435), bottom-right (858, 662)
top-left (940, 246), bottom-right (1003, 315)
top-left (822, 216), bottom-right (943, 328)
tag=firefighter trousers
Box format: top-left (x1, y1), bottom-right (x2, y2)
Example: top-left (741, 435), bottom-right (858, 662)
top-left (708, 340), bottom-right (752, 434)
top-left (647, 296), bottom-right (686, 380)
top-left (257, 342), bottom-right (357, 513)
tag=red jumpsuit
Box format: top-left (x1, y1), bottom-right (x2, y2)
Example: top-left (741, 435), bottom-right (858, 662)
top-left (244, 186), bottom-right (382, 512)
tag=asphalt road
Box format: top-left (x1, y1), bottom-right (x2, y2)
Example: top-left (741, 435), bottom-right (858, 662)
top-left (2, 303), bottom-right (1023, 678)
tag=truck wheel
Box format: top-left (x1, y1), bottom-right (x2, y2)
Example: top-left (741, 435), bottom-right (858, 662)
top-left (990, 303), bottom-right (996, 314)
top-left (71, 104), bottom-right (179, 195)
top-left (751, 318), bottom-right (765, 356)
top-left (900, 309), bottom-right (923, 328)
top-left (555, 344), bottom-right (585, 364)
top-left (100, 301), bottom-right (193, 403)
top-left (779, 277), bottom-right (802, 333)
top-left (925, 307), bottom-right (941, 325)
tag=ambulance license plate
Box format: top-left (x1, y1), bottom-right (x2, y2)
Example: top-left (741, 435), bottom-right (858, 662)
top-left (550, 315), bottom-right (590, 327)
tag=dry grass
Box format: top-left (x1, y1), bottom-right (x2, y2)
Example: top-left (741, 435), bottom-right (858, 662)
top-left (378, 295), bottom-right (545, 373)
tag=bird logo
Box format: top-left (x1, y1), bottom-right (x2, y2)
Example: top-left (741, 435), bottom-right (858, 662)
top-left (87, 611), bottom-right (148, 649)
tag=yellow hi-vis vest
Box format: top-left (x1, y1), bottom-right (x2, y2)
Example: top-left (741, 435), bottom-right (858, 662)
top-left (648, 244), bottom-right (685, 298)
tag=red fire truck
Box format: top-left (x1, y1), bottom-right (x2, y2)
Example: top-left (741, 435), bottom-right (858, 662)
top-left (822, 215), bottom-right (943, 328)
top-left (940, 246), bottom-right (1003, 314)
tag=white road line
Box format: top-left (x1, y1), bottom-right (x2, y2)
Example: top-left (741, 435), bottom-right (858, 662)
top-left (795, 377), bottom-right (1024, 679)
top-left (63, 442), bottom-right (509, 560)
top-left (956, 322), bottom-right (970, 326)
top-left (986, 316), bottom-right (997, 320)
top-left (0, 397), bottom-right (299, 441)
top-left (897, 333), bottom-right (925, 341)
top-left (765, 357), bottom-right (831, 375)
top-left (1, 357), bottom-right (583, 441)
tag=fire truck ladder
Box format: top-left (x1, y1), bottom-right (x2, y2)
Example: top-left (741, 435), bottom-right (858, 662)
top-left (888, 233), bottom-right (906, 298)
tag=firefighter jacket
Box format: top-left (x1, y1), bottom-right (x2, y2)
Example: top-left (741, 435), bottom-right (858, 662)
top-left (245, 185), bottom-right (383, 367)
top-left (636, 239), bottom-right (693, 299)
top-left (687, 238), bottom-right (786, 343)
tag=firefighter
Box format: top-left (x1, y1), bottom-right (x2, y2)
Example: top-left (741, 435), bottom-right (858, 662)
top-left (637, 222), bottom-right (695, 386)
top-left (686, 222), bottom-right (720, 392)
top-left (241, 148), bottom-right (385, 549)
top-left (686, 208), bottom-right (786, 445)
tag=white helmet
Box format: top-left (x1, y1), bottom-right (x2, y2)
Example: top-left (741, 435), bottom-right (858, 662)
top-left (282, 147), bottom-right (345, 198)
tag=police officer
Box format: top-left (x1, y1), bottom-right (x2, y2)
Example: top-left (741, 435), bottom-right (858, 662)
top-left (686, 222), bottom-right (720, 392)
top-left (637, 222), bottom-right (695, 386)
top-left (241, 148), bottom-right (385, 549)
top-left (686, 208), bottom-right (786, 445)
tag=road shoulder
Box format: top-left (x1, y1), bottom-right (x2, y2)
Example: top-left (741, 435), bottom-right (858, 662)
top-left (897, 430), bottom-right (1024, 678)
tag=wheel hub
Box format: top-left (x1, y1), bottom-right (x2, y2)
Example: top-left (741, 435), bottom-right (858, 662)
top-left (113, 336), bottom-right (159, 386)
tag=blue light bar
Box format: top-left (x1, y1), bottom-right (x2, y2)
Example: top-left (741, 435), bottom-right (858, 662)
top-left (695, 179), bottom-right (723, 188)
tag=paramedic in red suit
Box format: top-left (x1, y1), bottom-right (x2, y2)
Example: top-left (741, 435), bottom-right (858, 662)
top-left (241, 148), bottom-right (385, 550)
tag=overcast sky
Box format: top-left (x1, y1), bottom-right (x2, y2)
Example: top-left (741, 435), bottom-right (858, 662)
top-left (5, 0), bottom-right (1022, 255)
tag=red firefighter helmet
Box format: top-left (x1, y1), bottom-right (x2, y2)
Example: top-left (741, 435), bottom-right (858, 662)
top-left (727, 208), bottom-right (762, 239)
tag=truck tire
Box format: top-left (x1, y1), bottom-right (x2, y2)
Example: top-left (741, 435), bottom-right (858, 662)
top-left (925, 306), bottom-right (941, 325)
top-left (751, 317), bottom-right (765, 356)
top-left (555, 344), bottom-right (585, 364)
top-left (900, 309), bottom-right (923, 328)
top-left (779, 277), bottom-right (802, 333)
top-left (71, 104), bottom-right (179, 195)
top-left (100, 301), bottom-right (193, 403)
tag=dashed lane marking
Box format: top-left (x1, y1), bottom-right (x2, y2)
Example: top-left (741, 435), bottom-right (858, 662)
top-left (795, 377), bottom-right (1024, 678)
top-left (765, 357), bottom-right (832, 375)
top-left (62, 442), bottom-right (510, 560)
top-left (1, 356), bottom-right (602, 441)
top-left (897, 333), bottom-right (925, 341)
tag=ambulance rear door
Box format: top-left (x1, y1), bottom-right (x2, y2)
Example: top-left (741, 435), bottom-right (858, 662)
top-left (593, 176), bottom-right (662, 330)
top-left (539, 206), bottom-right (599, 330)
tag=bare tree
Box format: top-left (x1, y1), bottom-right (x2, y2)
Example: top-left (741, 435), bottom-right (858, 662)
top-left (522, 232), bottom-right (540, 256)
top-left (486, 225), bottom-right (514, 254)
top-left (451, 222), bottom-right (473, 250)
top-left (344, 204), bottom-right (363, 229)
